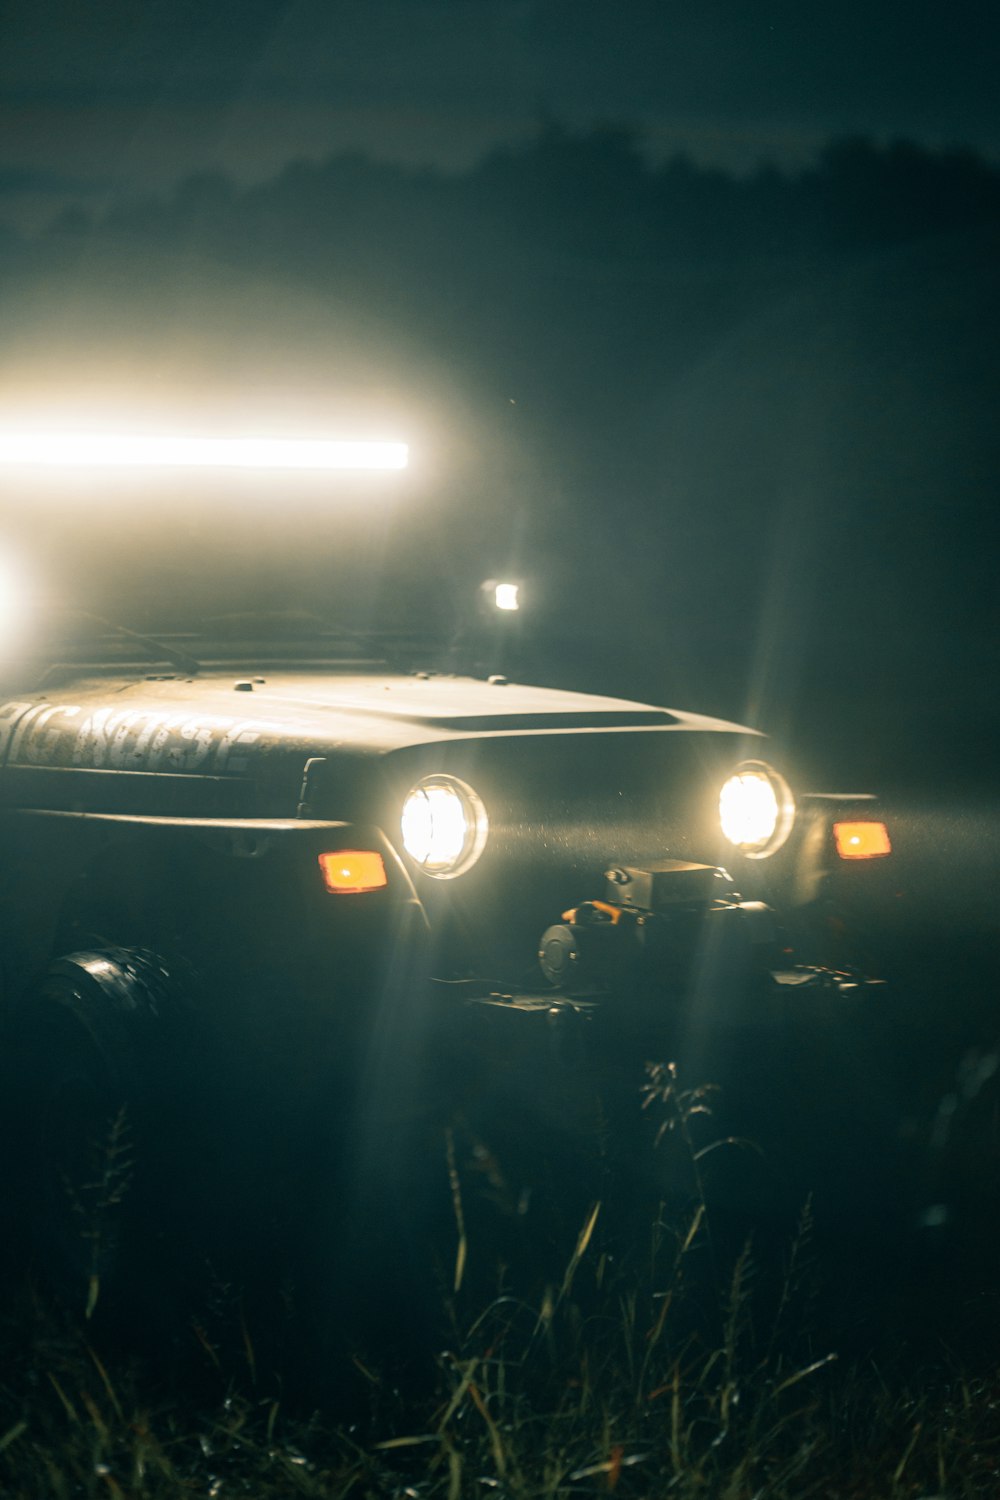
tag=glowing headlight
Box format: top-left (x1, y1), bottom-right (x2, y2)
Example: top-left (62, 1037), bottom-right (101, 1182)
top-left (400, 774), bottom-right (488, 878)
top-left (719, 761), bottom-right (794, 857)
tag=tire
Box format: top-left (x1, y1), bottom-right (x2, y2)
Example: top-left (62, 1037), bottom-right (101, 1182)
top-left (9, 950), bottom-right (187, 1326)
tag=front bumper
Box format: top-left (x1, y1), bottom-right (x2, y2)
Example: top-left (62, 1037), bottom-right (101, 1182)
top-left (418, 848), bottom-right (894, 1184)
top-left (426, 835), bottom-right (891, 1026)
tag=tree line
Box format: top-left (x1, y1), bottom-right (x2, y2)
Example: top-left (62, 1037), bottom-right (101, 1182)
top-left (21, 121), bottom-right (999, 273)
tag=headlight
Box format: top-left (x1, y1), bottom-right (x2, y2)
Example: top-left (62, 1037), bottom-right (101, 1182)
top-left (719, 760), bottom-right (794, 857)
top-left (400, 774), bottom-right (489, 878)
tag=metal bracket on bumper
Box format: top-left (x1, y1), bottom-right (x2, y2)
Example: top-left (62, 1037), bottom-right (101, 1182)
top-left (427, 858), bottom-right (886, 1047)
top-left (531, 858), bottom-right (887, 1004)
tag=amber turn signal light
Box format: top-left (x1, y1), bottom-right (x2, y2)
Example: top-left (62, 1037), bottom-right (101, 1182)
top-left (318, 850), bottom-right (388, 893)
top-left (833, 821), bottom-right (892, 860)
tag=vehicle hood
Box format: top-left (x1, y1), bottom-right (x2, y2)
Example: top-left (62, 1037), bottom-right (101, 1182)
top-left (1, 670), bottom-right (759, 774)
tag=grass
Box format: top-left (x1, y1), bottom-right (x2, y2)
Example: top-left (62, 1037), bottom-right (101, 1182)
top-left (3, 1057), bottom-right (1000, 1498)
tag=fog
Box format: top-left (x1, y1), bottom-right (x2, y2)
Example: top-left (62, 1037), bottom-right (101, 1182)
top-left (0, 127), bottom-right (997, 791)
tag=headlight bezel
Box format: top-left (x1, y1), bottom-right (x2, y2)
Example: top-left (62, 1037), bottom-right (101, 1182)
top-left (400, 772), bottom-right (489, 879)
top-left (718, 759), bottom-right (795, 859)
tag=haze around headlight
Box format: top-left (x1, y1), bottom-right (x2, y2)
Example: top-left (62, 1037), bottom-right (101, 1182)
top-left (0, 550), bottom-right (31, 653)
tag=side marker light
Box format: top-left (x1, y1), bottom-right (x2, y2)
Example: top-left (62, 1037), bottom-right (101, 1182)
top-left (833, 821), bottom-right (892, 860)
top-left (318, 850), bottom-right (388, 893)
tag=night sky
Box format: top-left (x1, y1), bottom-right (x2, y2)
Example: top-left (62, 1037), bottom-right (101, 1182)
top-left (2, 0), bottom-right (998, 227)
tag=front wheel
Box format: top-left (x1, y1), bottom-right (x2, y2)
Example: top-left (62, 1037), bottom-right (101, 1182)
top-left (7, 950), bottom-right (189, 1327)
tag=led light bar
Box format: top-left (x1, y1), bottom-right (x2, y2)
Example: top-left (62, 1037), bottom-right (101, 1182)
top-left (0, 432), bottom-right (409, 471)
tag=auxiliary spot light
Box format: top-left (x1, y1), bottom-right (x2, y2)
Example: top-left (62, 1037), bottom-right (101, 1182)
top-left (494, 583), bottom-right (519, 611)
top-left (479, 578), bottom-right (521, 614)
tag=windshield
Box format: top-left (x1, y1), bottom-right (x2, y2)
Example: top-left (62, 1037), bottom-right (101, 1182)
top-left (0, 469), bottom-right (477, 669)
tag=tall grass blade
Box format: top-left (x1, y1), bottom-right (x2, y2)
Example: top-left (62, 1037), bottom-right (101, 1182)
top-left (374, 1435), bottom-right (438, 1450)
top-left (0, 1422), bottom-right (26, 1455)
top-left (239, 1304), bottom-right (257, 1386)
top-left (445, 1437), bottom-right (462, 1500)
top-left (560, 1200), bottom-right (601, 1299)
top-left (87, 1344), bottom-right (125, 1425)
top-left (436, 1358), bottom-right (478, 1433)
top-left (446, 1128), bottom-right (467, 1293)
top-left (469, 1382), bottom-right (507, 1476)
top-left (892, 1421), bottom-right (922, 1485)
top-left (46, 1372), bottom-right (80, 1425)
top-left (770, 1352), bottom-right (838, 1399)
